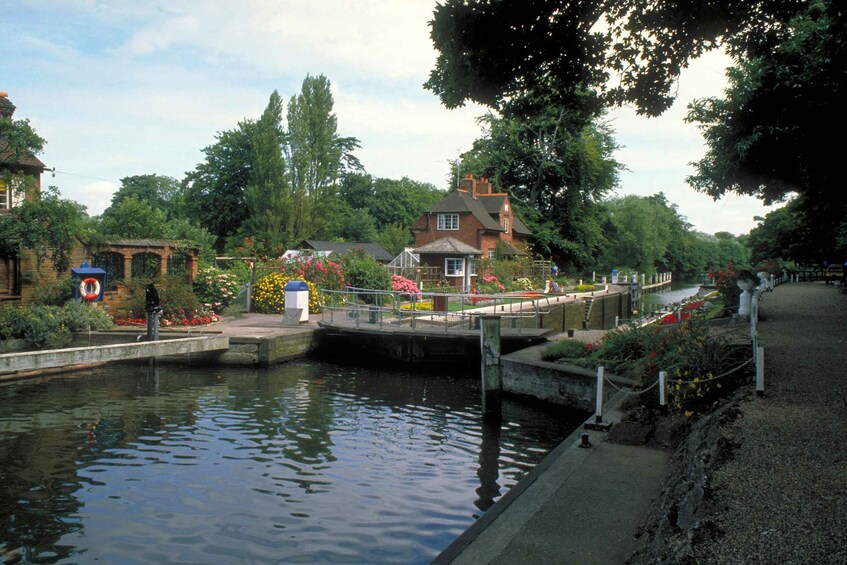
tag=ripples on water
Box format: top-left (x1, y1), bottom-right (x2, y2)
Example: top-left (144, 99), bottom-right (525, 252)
top-left (0, 361), bottom-right (585, 563)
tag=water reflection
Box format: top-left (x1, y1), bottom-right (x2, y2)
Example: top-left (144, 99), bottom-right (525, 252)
top-left (0, 361), bottom-right (585, 563)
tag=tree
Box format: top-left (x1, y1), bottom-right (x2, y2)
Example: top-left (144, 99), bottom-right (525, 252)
top-left (183, 123), bottom-right (255, 248)
top-left (458, 97), bottom-right (622, 269)
top-left (109, 174), bottom-right (182, 218)
top-left (426, 0), bottom-right (805, 116)
top-left (686, 2), bottom-right (846, 263)
top-left (243, 91), bottom-right (292, 255)
top-left (0, 186), bottom-right (87, 275)
top-left (375, 223), bottom-right (412, 257)
top-left (1, 101), bottom-right (46, 202)
top-left (97, 196), bottom-right (169, 239)
top-left (687, 2), bottom-right (845, 205)
top-left (284, 75), bottom-right (362, 240)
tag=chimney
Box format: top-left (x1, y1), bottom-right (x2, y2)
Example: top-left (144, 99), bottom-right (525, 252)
top-left (459, 173), bottom-right (475, 193)
top-left (476, 177), bottom-right (492, 195)
top-left (0, 91), bottom-right (15, 119)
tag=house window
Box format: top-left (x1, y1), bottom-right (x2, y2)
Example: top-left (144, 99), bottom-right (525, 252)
top-left (469, 258), bottom-right (478, 276)
top-left (488, 250), bottom-right (495, 259)
top-left (445, 257), bottom-right (464, 276)
top-left (0, 179), bottom-right (8, 210)
top-left (503, 217), bottom-right (510, 234)
top-left (437, 213), bottom-right (459, 230)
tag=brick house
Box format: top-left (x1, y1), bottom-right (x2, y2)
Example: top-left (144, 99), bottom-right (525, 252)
top-left (1, 93), bottom-right (198, 307)
top-left (1, 92), bottom-right (49, 304)
top-left (410, 174), bottom-right (532, 288)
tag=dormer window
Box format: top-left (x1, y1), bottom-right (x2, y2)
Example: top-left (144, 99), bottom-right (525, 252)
top-left (437, 213), bottom-right (459, 230)
top-left (503, 217), bottom-right (510, 234)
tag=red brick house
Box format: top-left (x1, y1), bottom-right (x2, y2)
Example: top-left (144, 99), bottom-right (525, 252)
top-left (410, 174), bottom-right (531, 288)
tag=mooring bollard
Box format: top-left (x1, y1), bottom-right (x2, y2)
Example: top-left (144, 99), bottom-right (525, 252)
top-left (659, 370), bottom-right (667, 407)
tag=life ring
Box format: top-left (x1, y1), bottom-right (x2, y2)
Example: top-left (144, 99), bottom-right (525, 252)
top-left (79, 277), bottom-right (101, 301)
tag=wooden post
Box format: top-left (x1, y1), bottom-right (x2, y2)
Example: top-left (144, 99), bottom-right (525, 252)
top-left (480, 315), bottom-right (502, 417)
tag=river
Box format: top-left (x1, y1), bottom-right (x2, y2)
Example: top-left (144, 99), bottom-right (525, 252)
top-left (0, 360), bottom-right (585, 563)
top-left (640, 280), bottom-right (702, 314)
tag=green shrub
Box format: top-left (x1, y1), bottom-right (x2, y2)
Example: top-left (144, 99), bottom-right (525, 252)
top-left (121, 276), bottom-right (203, 322)
top-left (541, 339), bottom-right (594, 361)
top-left (340, 249), bottom-right (391, 304)
top-left (0, 302), bottom-right (113, 349)
top-left (573, 284), bottom-right (595, 292)
top-left (31, 278), bottom-right (76, 306)
top-left (589, 323), bottom-right (750, 414)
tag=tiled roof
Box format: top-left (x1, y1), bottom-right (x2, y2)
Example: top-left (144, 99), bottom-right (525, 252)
top-left (0, 140), bottom-right (46, 170)
top-left (299, 240), bottom-right (393, 262)
top-left (512, 215), bottom-right (531, 236)
top-left (414, 237), bottom-right (482, 255)
top-left (426, 191), bottom-right (503, 232)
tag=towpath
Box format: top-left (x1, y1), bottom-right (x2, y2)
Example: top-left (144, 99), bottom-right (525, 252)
top-left (695, 282), bottom-right (847, 562)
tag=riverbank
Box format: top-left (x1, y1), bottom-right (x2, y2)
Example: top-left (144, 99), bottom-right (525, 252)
top-left (631, 282), bottom-right (847, 563)
top-left (436, 282), bottom-right (847, 563)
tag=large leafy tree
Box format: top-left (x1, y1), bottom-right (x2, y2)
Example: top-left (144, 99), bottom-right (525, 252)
top-left (687, 2), bottom-right (844, 205)
top-left (0, 186), bottom-right (88, 275)
top-left (284, 75), bottom-right (362, 241)
top-left (109, 174), bottom-right (182, 218)
top-left (182, 124), bottom-right (254, 248)
top-left (243, 91), bottom-right (292, 255)
top-left (426, 0), bottom-right (805, 116)
top-left (686, 2), bottom-right (846, 263)
top-left (458, 96), bottom-right (622, 269)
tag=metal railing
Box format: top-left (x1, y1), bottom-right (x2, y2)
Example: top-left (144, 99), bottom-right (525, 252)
top-left (319, 287), bottom-right (555, 334)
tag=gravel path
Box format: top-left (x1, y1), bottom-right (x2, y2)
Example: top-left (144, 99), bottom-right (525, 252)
top-left (695, 283), bottom-right (847, 563)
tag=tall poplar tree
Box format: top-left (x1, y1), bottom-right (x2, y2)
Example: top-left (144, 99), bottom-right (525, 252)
top-left (244, 91), bottom-right (291, 254)
top-left (284, 75), bottom-right (361, 240)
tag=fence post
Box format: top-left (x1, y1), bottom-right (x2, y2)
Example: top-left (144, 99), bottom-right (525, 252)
top-left (659, 370), bottom-right (667, 407)
top-left (756, 346), bottom-right (765, 397)
top-left (584, 366), bottom-right (612, 431)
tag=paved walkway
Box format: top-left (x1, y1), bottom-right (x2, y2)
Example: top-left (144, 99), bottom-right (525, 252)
top-left (435, 389), bottom-right (670, 564)
top-left (436, 282), bottom-right (847, 564)
top-left (696, 282), bottom-right (847, 562)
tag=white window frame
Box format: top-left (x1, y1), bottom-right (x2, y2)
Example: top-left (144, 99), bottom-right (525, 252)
top-left (437, 213), bottom-right (459, 231)
top-left (469, 258), bottom-right (478, 276)
top-left (503, 217), bottom-right (510, 234)
top-left (488, 250), bottom-right (495, 259)
top-left (444, 257), bottom-right (464, 277)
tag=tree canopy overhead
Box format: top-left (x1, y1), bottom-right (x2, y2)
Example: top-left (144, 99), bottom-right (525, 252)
top-left (687, 2), bottom-right (845, 204)
top-left (426, 0), bottom-right (805, 116)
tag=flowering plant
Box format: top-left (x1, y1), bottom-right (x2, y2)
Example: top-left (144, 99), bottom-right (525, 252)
top-left (193, 267), bottom-right (242, 314)
top-left (513, 277), bottom-right (535, 291)
top-left (391, 274), bottom-right (421, 297)
top-left (252, 273), bottom-right (321, 314)
top-left (477, 275), bottom-right (506, 294)
top-left (280, 257), bottom-right (345, 292)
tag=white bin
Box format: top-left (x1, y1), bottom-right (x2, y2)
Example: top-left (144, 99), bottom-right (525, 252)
top-left (284, 280), bottom-right (309, 323)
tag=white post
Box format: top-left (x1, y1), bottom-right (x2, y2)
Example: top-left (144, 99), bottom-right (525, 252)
top-left (659, 370), bottom-right (667, 407)
top-left (592, 271), bottom-right (596, 282)
top-left (595, 366), bottom-right (605, 423)
top-left (614, 315), bottom-right (619, 327)
top-left (756, 346), bottom-right (765, 396)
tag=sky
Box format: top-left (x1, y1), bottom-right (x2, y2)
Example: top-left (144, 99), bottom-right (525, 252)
top-left (2, 0), bottom-right (779, 236)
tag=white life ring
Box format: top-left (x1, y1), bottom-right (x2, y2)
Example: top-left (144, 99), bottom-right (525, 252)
top-left (80, 277), bottom-right (101, 301)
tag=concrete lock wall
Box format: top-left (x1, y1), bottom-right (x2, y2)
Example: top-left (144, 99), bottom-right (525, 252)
top-left (534, 292), bottom-right (630, 333)
top-left (501, 357), bottom-right (616, 412)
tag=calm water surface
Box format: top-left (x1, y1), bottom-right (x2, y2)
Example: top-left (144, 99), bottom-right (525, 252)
top-left (641, 280), bottom-right (701, 312)
top-left (0, 360), bottom-right (584, 563)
